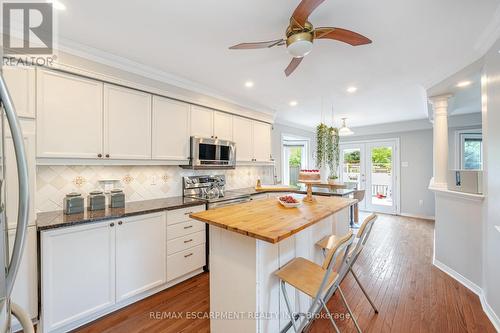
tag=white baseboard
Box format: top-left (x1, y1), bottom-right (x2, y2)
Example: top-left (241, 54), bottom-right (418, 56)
top-left (433, 258), bottom-right (482, 295)
top-left (399, 212), bottom-right (435, 221)
top-left (433, 258), bottom-right (500, 331)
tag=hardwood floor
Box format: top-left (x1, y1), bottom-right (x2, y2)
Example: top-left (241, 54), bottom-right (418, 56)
top-left (72, 214), bottom-right (495, 333)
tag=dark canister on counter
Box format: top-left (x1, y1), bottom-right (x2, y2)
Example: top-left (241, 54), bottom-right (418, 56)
top-left (109, 189), bottom-right (125, 208)
top-left (88, 190), bottom-right (106, 211)
top-left (63, 193), bottom-right (84, 215)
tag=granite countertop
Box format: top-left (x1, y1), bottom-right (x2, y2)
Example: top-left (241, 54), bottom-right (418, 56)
top-left (37, 196), bottom-right (206, 231)
top-left (231, 186), bottom-right (355, 197)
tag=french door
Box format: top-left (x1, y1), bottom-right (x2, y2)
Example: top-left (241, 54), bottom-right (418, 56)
top-left (340, 139), bottom-right (399, 214)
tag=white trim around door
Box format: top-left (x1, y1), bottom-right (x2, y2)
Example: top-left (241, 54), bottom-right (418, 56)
top-left (339, 138), bottom-right (401, 215)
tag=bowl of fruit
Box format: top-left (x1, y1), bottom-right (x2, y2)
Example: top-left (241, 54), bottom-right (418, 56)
top-left (278, 195), bottom-right (302, 208)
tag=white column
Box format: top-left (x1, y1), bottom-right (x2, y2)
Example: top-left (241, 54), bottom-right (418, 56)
top-left (429, 94), bottom-right (452, 189)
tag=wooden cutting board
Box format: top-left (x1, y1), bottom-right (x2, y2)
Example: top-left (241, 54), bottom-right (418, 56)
top-left (255, 184), bottom-right (297, 192)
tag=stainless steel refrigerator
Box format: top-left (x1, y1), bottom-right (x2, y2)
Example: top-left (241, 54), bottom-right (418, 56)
top-left (0, 73), bottom-right (34, 332)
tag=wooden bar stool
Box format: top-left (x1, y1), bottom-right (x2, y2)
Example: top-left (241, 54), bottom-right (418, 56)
top-left (316, 214), bottom-right (379, 332)
top-left (275, 231), bottom-right (354, 333)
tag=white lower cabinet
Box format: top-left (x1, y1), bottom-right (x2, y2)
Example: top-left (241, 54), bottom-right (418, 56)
top-left (41, 220), bottom-right (116, 332)
top-left (9, 226), bottom-right (38, 329)
top-left (41, 207), bottom-right (206, 333)
top-left (166, 206), bottom-right (207, 282)
top-left (115, 213), bottom-right (166, 302)
top-left (167, 244), bottom-right (205, 282)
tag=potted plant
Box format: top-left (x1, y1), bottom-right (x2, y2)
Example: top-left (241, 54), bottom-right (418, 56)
top-left (328, 174), bottom-right (339, 185)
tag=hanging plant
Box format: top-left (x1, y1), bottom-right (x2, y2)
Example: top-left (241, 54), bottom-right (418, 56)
top-left (327, 127), bottom-right (340, 179)
top-left (316, 123), bottom-right (328, 168)
top-left (316, 123), bottom-right (340, 178)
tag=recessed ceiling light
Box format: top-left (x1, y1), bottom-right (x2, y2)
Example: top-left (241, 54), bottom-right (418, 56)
top-left (456, 81), bottom-right (472, 88)
top-left (289, 100), bottom-right (298, 107)
top-left (244, 81), bottom-right (254, 88)
top-left (47, 0), bottom-right (66, 10)
top-left (346, 86), bottom-right (358, 93)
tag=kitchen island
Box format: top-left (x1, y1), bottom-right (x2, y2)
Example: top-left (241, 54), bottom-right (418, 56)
top-left (190, 195), bottom-right (356, 333)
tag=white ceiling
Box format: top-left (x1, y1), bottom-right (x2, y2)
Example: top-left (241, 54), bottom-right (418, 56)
top-left (55, 0), bottom-right (500, 129)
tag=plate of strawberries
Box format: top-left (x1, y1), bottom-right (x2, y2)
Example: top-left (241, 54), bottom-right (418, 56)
top-left (278, 195), bottom-right (302, 208)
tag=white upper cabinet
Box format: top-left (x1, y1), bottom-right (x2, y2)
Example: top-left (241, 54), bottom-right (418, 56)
top-left (35, 68), bottom-right (272, 163)
top-left (232, 117), bottom-right (253, 162)
top-left (152, 96), bottom-right (190, 161)
top-left (213, 111), bottom-right (233, 141)
top-left (37, 69), bottom-right (103, 159)
top-left (115, 213), bottom-right (166, 302)
top-left (4, 119), bottom-right (36, 229)
top-left (104, 84), bottom-right (152, 160)
top-left (3, 66), bottom-right (35, 118)
top-left (253, 122), bottom-right (272, 162)
top-left (190, 106), bottom-right (214, 138)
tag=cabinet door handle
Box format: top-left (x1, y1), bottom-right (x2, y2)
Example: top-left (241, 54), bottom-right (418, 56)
top-left (184, 253), bottom-right (193, 258)
top-left (105, 154), bottom-right (110, 158)
top-left (118, 221), bottom-right (123, 225)
top-left (110, 222), bottom-right (115, 227)
top-left (184, 239), bottom-right (193, 244)
top-left (98, 153), bottom-right (102, 158)
top-left (183, 225), bottom-right (193, 229)
top-left (184, 211), bottom-right (193, 215)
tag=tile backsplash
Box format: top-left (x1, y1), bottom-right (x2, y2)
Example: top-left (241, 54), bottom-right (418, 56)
top-left (36, 165), bottom-right (274, 212)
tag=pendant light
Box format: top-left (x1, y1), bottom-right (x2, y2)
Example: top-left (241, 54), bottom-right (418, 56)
top-left (338, 118), bottom-right (354, 136)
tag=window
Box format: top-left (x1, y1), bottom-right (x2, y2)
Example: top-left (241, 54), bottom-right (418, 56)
top-left (457, 130), bottom-right (483, 170)
top-left (282, 138), bottom-right (309, 186)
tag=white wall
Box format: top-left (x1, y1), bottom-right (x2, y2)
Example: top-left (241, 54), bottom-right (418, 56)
top-left (341, 128), bottom-right (435, 219)
top-left (482, 37), bottom-right (500, 326)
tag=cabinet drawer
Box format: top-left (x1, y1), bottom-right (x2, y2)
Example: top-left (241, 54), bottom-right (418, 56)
top-left (167, 231), bottom-right (205, 255)
top-left (167, 220), bottom-right (205, 240)
top-left (167, 205), bottom-right (205, 226)
top-left (167, 244), bottom-right (205, 282)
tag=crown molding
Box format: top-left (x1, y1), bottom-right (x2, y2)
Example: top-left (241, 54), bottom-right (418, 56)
top-left (56, 37), bottom-right (276, 118)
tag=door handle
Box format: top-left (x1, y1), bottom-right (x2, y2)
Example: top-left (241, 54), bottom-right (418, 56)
top-left (0, 74), bottom-right (30, 297)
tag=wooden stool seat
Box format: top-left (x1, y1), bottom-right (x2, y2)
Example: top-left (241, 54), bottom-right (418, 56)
top-left (315, 213), bottom-right (380, 322)
top-left (317, 235), bottom-right (358, 256)
top-left (275, 257), bottom-right (339, 298)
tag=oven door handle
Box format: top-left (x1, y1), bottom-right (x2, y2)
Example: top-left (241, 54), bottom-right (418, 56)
top-left (209, 197), bottom-right (250, 209)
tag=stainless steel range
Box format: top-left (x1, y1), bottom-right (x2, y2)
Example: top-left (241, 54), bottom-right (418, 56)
top-left (183, 175), bottom-right (251, 209)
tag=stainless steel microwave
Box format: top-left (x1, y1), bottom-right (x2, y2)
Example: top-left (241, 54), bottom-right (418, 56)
top-left (187, 136), bottom-right (236, 169)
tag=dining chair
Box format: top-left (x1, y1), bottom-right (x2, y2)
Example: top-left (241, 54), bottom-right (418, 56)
top-left (275, 230), bottom-right (354, 333)
top-left (316, 213), bottom-right (379, 332)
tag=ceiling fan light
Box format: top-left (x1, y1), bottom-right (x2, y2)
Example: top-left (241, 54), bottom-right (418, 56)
top-left (286, 32), bottom-right (313, 58)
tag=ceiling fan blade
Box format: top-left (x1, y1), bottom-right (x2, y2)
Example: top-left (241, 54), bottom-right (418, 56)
top-left (229, 39), bottom-right (284, 50)
top-left (285, 57), bottom-right (304, 77)
top-left (314, 27), bottom-right (372, 46)
top-left (291, 0), bottom-right (326, 27)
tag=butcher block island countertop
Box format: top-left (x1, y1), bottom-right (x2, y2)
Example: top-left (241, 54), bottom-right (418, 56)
top-left (190, 195), bottom-right (356, 243)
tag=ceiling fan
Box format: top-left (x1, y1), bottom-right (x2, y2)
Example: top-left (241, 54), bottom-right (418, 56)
top-left (228, 0), bottom-right (372, 77)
